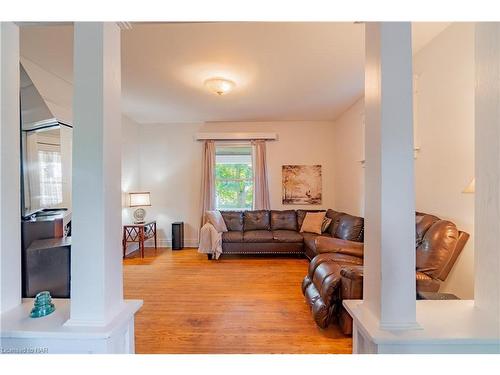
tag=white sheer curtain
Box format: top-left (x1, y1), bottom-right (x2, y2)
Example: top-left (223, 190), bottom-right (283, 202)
top-left (200, 140), bottom-right (216, 227)
top-left (252, 140), bottom-right (271, 210)
top-left (38, 150), bottom-right (63, 206)
top-left (25, 132), bottom-right (41, 212)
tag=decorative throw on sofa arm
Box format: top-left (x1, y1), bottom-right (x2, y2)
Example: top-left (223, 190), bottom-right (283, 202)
top-left (198, 222), bottom-right (223, 259)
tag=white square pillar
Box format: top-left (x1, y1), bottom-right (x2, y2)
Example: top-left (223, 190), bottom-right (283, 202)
top-left (0, 22), bottom-right (21, 314)
top-left (363, 22), bottom-right (418, 329)
top-left (69, 22), bottom-right (124, 325)
top-left (474, 23), bottom-right (500, 322)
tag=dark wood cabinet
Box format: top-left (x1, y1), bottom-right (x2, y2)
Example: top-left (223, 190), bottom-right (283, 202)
top-left (21, 210), bottom-right (71, 298)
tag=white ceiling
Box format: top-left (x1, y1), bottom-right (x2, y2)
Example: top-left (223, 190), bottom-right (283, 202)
top-left (19, 22), bottom-right (450, 124)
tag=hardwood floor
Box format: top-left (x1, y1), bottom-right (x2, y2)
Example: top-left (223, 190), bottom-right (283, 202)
top-left (123, 248), bottom-right (352, 354)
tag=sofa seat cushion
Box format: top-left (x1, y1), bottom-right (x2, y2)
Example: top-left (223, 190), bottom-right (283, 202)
top-left (243, 230), bottom-right (274, 243)
top-left (222, 231), bottom-right (244, 243)
top-left (270, 210), bottom-right (298, 231)
top-left (244, 210), bottom-right (271, 231)
top-left (302, 232), bottom-right (319, 250)
top-left (272, 230), bottom-right (303, 243)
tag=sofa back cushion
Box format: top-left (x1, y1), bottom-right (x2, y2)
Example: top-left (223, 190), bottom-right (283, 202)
top-left (244, 210), bottom-right (271, 231)
top-left (334, 214), bottom-right (364, 242)
top-left (415, 212), bottom-right (440, 247)
top-left (326, 209), bottom-right (345, 235)
top-left (221, 211), bottom-right (244, 231)
top-left (297, 209), bottom-right (325, 230)
top-left (270, 210), bottom-right (297, 231)
top-left (416, 220), bottom-right (459, 280)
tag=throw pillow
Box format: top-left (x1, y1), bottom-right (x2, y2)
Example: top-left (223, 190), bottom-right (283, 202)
top-left (300, 211), bottom-right (326, 235)
top-left (205, 210), bottom-right (228, 232)
top-left (321, 217), bottom-right (332, 233)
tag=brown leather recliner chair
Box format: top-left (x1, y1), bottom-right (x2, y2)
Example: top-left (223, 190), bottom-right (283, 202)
top-left (301, 212), bottom-right (469, 334)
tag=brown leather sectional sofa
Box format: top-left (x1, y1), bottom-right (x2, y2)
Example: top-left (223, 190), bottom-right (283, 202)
top-left (301, 212), bottom-right (469, 334)
top-left (218, 209), bottom-right (364, 258)
top-left (216, 209), bottom-right (468, 336)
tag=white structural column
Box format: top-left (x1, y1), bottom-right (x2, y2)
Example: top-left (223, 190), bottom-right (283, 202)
top-left (475, 23), bottom-right (500, 326)
top-left (69, 22), bottom-right (124, 325)
top-left (363, 22), bottom-right (417, 329)
top-left (0, 22), bottom-right (21, 314)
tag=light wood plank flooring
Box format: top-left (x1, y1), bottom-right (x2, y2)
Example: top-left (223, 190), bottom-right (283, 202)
top-left (123, 248), bottom-right (352, 354)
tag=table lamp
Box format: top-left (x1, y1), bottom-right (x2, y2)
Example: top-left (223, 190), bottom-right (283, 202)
top-left (129, 192), bottom-right (151, 223)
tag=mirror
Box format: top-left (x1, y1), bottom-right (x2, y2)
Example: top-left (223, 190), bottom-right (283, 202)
top-left (21, 124), bottom-right (73, 217)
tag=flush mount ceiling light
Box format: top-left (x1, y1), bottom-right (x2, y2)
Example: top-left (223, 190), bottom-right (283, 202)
top-left (204, 77), bottom-right (236, 96)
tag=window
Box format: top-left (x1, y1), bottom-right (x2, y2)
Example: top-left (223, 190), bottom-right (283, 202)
top-left (215, 144), bottom-right (253, 210)
top-left (38, 149), bottom-right (63, 207)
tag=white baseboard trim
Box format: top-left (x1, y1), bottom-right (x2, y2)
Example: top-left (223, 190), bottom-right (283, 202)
top-left (144, 238), bottom-right (199, 248)
top-left (124, 238), bottom-right (199, 256)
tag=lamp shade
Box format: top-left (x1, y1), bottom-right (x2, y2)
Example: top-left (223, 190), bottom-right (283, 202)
top-left (463, 178), bottom-right (475, 193)
top-left (129, 192), bottom-right (151, 207)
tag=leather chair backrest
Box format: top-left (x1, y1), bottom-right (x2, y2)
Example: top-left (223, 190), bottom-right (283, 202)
top-left (416, 219), bottom-right (464, 281)
top-left (221, 211), bottom-right (244, 231)
top-left (415, 212), bottom-right (440, 247)
top-left (270, 210), bottom-right (298, 231)
top-left (334, 214), bottom-right (364, 242)
top-left (243, 210), bottom-right (271, 231)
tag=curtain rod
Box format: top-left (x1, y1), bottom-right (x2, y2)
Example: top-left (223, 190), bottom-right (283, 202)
top-left (195, 132), bottom-right (278, 141)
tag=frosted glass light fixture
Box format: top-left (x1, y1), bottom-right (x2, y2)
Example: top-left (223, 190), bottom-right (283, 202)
top-left (129, 192), bottom-right (151, 223)
top-left (204, 77), bottom-right (235, 96)
top-left (463, 178), bottom-right (475, 194)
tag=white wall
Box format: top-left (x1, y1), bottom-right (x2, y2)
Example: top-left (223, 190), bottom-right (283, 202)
top-left (1, 22), bottom-right (21, 313)
top-left (20, 57), bottom-right (73, 125)
top-left (332, 23), bottom-right (475, 298)
top-left (121, 114), bottom-right (141, 254)
top-left (332, 99), bottom-right (364, 216)
top-left (137, 121), bottom-right (337, 247)
top-left (413, 23), bottom-right (474, 298)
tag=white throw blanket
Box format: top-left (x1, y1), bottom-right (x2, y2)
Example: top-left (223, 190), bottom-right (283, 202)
top-left (198, 222), bottom-right (223, 259)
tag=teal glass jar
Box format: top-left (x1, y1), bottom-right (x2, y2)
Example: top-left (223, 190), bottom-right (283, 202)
top-left (30, 291), bottom-right (55, 318)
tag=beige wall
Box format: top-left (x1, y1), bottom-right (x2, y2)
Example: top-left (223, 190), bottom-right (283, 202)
top-left (332, 23), bottom-right (475, 298)
top-left (137, 121), bottom-right (337, 247)
top-left (332, 99), bottom-right (364, 216)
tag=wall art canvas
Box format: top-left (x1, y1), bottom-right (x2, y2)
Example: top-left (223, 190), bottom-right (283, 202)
top-left (282, 165), bottom-right (322, 205)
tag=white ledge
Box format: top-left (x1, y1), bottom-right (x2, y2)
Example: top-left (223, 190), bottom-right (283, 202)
top-left (1, 298), bottom-right (142, 340)
top-left (344, 299), bottom-right (500, 346)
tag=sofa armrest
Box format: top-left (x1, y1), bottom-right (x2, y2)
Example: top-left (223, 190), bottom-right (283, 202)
top-left (315, 237), bottom-right (364, 258)
top-left (340, 265), bottom-right (364, 281)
